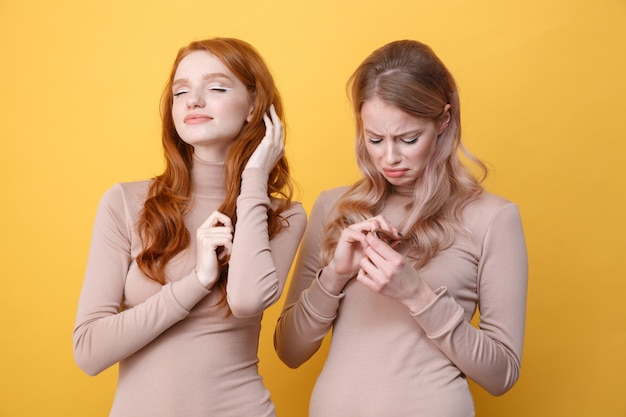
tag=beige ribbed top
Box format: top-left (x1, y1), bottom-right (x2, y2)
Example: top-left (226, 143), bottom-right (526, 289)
top-left (275, 186), bottom-right (527, 417)
top-left (74, 155), bottom-right (306, 417)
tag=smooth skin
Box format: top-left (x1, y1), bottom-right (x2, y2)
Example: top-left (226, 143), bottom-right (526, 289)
top-left (320, 97), bottom-right (451, 313)
top-left (194, 106), bottom-right (284, 289)
top-left (171, 50), bottom-right (285, 289)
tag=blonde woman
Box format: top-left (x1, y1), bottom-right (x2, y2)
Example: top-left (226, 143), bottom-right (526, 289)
top-left (274, 39), bottom-right (527, 417)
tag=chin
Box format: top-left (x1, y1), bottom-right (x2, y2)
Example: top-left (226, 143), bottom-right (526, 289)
top-left (386, 177), bottom-right (417, 188)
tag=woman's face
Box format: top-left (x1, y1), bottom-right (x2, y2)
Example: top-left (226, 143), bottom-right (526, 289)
top-left (171, 50), bottom-right (253, 162)
top-left (361, 97), bottom-right (445, 188)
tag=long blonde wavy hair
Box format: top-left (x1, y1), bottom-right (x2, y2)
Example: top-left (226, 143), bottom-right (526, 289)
top-left (322, 40), bottom-right (486, 268)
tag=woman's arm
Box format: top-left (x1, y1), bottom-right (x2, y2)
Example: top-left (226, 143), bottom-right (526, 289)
top-left (226, 168), bottom-right (306, 317)
top-left (72, 184), bottom-right (210, 376)
top-left (274, 191), bottom-right (347, 368)
top-left (226, 106), bottom-right (306, 317)
top-left (411, 203), bottom-right (528, 395)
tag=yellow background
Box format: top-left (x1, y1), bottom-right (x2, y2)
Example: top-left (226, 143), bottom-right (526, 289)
top-left (1, 0), bottom-right (625, 416)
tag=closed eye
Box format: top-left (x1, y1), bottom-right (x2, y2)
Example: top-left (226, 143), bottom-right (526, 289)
top-left (401, 136), bottom-right (419, 144)
top-left (368, 137), bottom-right (383, 144)
top-left (173, 90), bottom-right (189, 97)
top-left (210, 86), bottom-right (230, 93)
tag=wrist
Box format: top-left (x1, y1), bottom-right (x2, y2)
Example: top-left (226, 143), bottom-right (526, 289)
top-left (402, 281), bottom-right (436, 313)
top-left (319, 265), bottom-right (353, 296)
top-left (195, 268), bottom-right (214, 290)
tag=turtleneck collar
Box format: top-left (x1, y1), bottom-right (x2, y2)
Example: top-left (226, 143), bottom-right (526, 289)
top-left (191, 153), bottom-right (227, 197)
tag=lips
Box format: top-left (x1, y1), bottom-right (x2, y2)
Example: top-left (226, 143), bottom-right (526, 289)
top-left (383, 168), bottom-right (408, 178)
top-left (184, 114), bottom-right (212, 124)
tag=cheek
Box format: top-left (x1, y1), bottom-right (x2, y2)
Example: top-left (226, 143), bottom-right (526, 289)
top-left (364, 143), bottom-right (381, 162)
top-left (415, 137), bottom-right (438, 158)
top-left (226, 96), bottom-right (252, 114)
top-left (171, 112), bottom-right (183, 131)
top-left (171, 101), bottom-right (183, 120)
top-left (171, 103), bottom-right (188, 135)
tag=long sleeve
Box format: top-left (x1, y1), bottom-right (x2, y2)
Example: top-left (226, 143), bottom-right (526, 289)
top-left (277, 189), bottom-right (527, 416)
top-left (411, 202), bottom-right (528, 395)
top-left (73, 159), bottom-right (298, 417)
top-left (274, 189), bottom-right (346, 368)
top-left (72, 183), bottom-right (211, 376)
top-left (227, 168), bottom-right (307, 318)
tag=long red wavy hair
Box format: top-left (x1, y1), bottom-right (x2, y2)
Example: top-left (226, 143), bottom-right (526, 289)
top-left (136, 38), bottom-right (292, 286)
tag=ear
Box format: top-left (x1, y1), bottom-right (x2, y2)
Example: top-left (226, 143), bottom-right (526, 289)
top-left (246, 104), bottom-right (254, 123)
top-left (438, 104), bottom-right (451, 134)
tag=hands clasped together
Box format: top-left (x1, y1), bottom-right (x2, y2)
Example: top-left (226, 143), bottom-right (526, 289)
top-left (324, 215), bottom-right (435, 311)
top-left (195, 105), bottom-right (284, 289)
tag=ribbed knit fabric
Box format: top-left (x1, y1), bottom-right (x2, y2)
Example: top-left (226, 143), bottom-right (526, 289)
top-left (74, 155), bottom-right (306, 417)
top-left (275, 186), bottom-right (527, 417)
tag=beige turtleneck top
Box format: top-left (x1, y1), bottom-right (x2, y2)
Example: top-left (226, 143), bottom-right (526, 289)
top-left (73, 155), bottom-right (306, 417)
top-left (275, 186), bottom-right (527, 417)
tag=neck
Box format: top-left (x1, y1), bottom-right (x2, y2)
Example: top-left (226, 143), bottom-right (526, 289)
top-left (390, 184), bottom-right (414, 198)
top-left (191, 153), bottom-right (227, 197)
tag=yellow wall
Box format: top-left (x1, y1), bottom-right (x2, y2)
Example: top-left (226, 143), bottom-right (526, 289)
top-left (1, 0), bottom-right (625, 415)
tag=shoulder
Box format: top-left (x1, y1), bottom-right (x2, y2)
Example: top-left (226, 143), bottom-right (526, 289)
top-left (98, 180), bottom-right (152, 213)
top-left (315, 186), bottom-right (351, 212)
top-left (277, 199), bottom-right (307, 222)
top-left (302, 186), bottom-right (351, 227)
top-left (462, 191), bottom-right (523, 236)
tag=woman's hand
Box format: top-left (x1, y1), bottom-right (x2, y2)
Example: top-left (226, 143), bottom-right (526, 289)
top-left (195, 211), bottom-right (233, 289)
top-left (322, 216), bottom-right (401, 295)
top-left (245, 104), bottom-right (284, 174)
top-left (356, 232), bottom-right (436, 312)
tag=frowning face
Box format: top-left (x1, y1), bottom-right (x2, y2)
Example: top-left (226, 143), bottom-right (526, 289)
top-left (362, 97), bottom-right (446, 187)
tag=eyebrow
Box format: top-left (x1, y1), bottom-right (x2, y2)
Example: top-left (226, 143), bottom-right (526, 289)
top-left (364, 129), bottom-right (422, 138)
top-left (172, 73), bottom-right (234, 88)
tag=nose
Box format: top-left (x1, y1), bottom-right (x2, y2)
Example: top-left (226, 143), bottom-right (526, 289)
top-left (384, 141), bottom-right (402, 164)
top-left (186, 88), bottom-right (205, 108)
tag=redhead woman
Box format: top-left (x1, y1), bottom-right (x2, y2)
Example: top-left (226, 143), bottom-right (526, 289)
top-left (73, 38), bottom-right (306, 417)
top-left (274, 40), bottom-right (528, 417)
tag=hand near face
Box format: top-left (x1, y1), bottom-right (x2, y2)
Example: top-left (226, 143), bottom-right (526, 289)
top-left (357, 232), bottom-right (436, 312)
top-left (245, 104), bottom-right (284, 174)
top-left (322, 216), bottom-right (401, 295)
top-left (195, 211), bottom-right (233, 289)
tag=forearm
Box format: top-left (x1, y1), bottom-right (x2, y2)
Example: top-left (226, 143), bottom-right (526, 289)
top-left (275, 270), bottom-right (342, 368)
top-left (274, 189), bottom-right (341, 367)
top-left (412, 203), bottom-right (528, 395)
top-left (411, 288), bottom-right (522, 395)
top-left (227, 168), bottom-right (306, 317)
top-left (73, 271), bottom-right (208, 375)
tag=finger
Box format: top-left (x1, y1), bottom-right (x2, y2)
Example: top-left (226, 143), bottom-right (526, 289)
top-left (197, 227), bottom-right (233, 241)
top-left (269, 105), bottom-right (283, 139)
top-left (212, 211), bottom-right (233, 228)
top-left (217, 241), bottom-right (233, 261)
top-left (199, 235), bottom-right (233, 253)
top-left (356, 268), bottom-right (382, 292)
top-left (340, 227), bottom-right (369, 247)
top-left (216, 239), bottom-right (232, 263)
top-left (367, 230), bottom-right (393, 249)
top-left (199, 211), bottom-right (233, 229)
top-left (263, 113), bottom-right (274, 141)
top-left (358, 255), bottom-right (378, 278)
top-left (372, 229), bottom-right (401, 247)
top-left (365, 233), bottom-right (400, 260)
top-left (347, 219), bottom-right (386, 238)
top-left (197, 231), bottom-right (232, 243)
top-left (364, 243), bottom-right (386, 266)
top-left (370, 215), bottom-right (402, 238)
